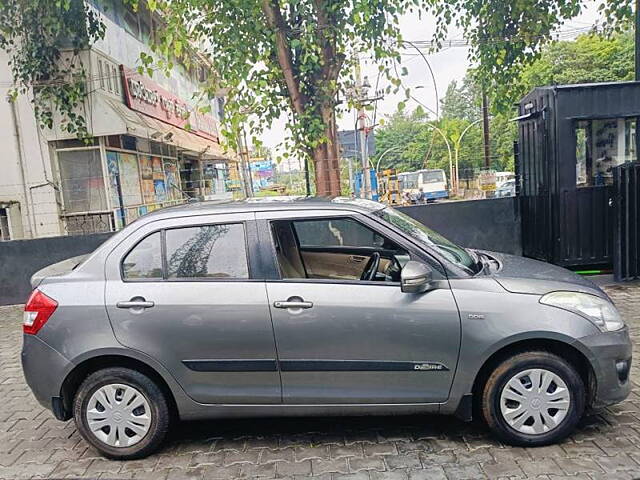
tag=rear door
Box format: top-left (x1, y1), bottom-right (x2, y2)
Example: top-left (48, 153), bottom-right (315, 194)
top-left (104, 213), bottom-right (281, 404)
top-left (257, 209), bottom-right (461, 405)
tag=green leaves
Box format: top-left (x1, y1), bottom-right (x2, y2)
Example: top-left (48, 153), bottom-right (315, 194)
top-left (0, 0), bottom-right (105, 139)
top-left (425, 0), bottom-right (635, 114)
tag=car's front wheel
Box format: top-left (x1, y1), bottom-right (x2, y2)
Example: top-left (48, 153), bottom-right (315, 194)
top-left (481, 351), bottom-right (585, 446)
top-left (73, 367), bottom-right (170, 459)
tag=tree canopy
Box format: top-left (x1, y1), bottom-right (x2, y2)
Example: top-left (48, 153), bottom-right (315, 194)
top-left (0, 0), bottom-right (637, 194)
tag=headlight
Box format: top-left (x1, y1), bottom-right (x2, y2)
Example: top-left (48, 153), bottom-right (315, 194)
top-left (540, 291), bottom-right (624, 332)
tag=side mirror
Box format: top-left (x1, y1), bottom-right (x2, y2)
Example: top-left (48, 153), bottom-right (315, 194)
top-left (401, 261), bottom-right (433, 294)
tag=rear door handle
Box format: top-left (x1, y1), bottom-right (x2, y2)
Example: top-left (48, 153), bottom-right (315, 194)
top-left (274, 300), bottom-right (313, 309)
top-left (117, 299), bottom-right (155, 309)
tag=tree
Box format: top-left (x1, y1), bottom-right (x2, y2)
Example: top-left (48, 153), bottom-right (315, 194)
top-left (440, 77), bottom-right (480, 122)
top-left (0, 1), bottom-right (104, 137)
top-left (516, 30), bottom-right (634, 97)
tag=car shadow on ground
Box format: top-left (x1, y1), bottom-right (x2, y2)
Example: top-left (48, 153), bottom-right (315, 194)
top-left (160, 410), bottom-right (616, 454)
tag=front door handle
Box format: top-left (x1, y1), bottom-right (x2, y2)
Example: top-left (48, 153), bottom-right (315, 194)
top-left (274, 300), bottom-right (313, 309)
top-left (117, 298), bottom-right (155, 309)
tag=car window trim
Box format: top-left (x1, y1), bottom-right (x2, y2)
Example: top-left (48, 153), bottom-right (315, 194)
top-left (120, 220), bottom-right (255, 283)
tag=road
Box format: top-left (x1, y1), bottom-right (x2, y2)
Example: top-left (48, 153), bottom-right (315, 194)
top-left (0, 283), bottom-right (638, 479)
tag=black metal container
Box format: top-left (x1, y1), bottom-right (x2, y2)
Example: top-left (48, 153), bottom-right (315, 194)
top-left (517, 81), bottom-right (640, 268)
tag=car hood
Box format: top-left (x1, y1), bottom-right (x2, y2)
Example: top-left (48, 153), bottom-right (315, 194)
top-left (480, 251), bottom-right (606, 298)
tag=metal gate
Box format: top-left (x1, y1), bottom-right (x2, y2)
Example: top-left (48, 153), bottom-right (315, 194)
top-left (613, 162), bottom-right (640, 281)
top-left (519, 109), bottom-right (553, 262)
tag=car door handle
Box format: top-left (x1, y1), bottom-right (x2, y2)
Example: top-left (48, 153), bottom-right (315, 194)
top-left (116, 299), bottom-right (155, 309)
top-left (274, 300), bottom-right (313, 309)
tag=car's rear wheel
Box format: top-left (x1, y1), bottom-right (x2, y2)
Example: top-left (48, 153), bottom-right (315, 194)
top-left (481, 351), bottom-right (585, 446)
top-left (73, 367), bottom-right (170, 459)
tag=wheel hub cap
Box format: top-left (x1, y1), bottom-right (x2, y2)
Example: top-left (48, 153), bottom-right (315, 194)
top-left (499, 368), bottom-right (571, 435)
top-left (85, 383), bottom-right (152, 448)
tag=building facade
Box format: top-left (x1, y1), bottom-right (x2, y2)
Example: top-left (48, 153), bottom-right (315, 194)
top-left (0, 0), bottom-right (242, 240)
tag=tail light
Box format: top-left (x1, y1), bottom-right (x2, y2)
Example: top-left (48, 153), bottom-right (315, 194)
top-left (23, 289), bottom-right (58, 335)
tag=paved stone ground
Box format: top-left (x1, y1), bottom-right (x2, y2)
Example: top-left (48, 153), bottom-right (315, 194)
top-left (0, 284), bottom-right (639, 480)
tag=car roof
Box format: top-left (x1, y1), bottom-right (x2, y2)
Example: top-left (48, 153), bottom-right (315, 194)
top-left (138, 196), bottom-right (386, 222)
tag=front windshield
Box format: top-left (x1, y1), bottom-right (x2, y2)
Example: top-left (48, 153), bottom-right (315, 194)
top-left (376, 207), bottom-right (476, 271)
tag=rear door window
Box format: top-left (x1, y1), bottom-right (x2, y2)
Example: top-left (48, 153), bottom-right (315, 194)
top-left (165, 224), bottom-right (249, 279)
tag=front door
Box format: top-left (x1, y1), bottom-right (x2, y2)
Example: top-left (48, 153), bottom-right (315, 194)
top-left (260, 211), bottom-right (461, 404)
top-left (105, 213), bottom-right (281, 404)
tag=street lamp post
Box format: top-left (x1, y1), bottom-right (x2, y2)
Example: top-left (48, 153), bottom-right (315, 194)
top-left (424, 123), bottom-right (454, 193)
top-left (453, 119), bottom-right (483, 194)
top-left (375, 146), bottom-right (403, 173)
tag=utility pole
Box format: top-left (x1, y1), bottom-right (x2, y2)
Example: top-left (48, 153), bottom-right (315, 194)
top-left (482, 90), bottom-right (491, 169)
top-left (354, 60), bottom-right (370, 199)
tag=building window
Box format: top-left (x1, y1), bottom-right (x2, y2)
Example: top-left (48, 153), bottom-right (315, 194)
top-left (215, 97), bottom-right (225, 121)
top-left (98, 60), bottom-right (105, 89)
top-left (123, 6), bottom-right (140, 38)
top-left (165, 224), bottom-right (249, 279)
top-left (57, 149), bottom-right (107, 213)
top-left (106, 63), bottom-right (113, 92)
top-left (112, 64), bottom-right (120, 95)
top-left (0, 208), bottom-right (9, 241)
top-left (575, 118), bottom-right (638, 187)
top-left (122, 135), bottom-right (137, 151)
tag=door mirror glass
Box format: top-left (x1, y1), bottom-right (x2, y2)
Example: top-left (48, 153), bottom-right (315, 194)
top-left (400, 261), bottom-right (433, 294)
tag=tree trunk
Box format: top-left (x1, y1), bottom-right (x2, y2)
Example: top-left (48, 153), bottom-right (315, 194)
top-left (262, 0), bottom-right (342, 197)
top-left (313, 104), bottom-right (341, 196)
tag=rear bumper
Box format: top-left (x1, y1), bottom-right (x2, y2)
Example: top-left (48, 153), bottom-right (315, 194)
top-left (21, 334), bottom-right (71, 417)
top-left (575, 328), bottom-right (633, 409)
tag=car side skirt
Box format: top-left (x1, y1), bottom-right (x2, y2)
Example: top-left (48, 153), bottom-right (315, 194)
top-left (177, 402), bottom-right (442, 420)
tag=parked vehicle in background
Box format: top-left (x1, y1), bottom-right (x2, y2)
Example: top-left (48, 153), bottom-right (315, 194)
top-left (495, 171), bottom-right (516, 188)
top-left (22, 197), bottom-right (631, 459)
top-left (495, 179), bottom-right (517, 198)
top-left (398, 169), bottom-right (448, 202)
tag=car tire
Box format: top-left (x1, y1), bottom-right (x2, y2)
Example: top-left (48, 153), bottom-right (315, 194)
top-left (481, 351), bottom-right (585, 446)
top-left (73, 367), bottom-right (170, 459)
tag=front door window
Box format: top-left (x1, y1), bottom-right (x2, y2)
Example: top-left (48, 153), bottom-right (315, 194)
top-left (271, 217), bottom-right (408, 282)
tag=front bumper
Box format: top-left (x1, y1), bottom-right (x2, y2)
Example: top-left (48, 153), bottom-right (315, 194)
top-left (21, 334), bottom-right (72, 416)
top-left (575, 327), bottom-right (633, 409)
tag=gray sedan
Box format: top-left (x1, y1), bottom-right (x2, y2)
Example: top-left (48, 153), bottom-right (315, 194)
top-left (21, 197), bottom-right (631, 459)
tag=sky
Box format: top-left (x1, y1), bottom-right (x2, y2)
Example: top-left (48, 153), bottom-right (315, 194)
top-left (262, 1), bottom-right (603, 169)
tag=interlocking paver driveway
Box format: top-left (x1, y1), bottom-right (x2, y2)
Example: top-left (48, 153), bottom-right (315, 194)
top-left (0, 283), bottom-right (638, 480)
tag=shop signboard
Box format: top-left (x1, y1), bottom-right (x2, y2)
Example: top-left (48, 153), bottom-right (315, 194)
top-left (478, 171), bottom-right (497, 191)
top-left (120, 66), bottom-right (219, 142)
